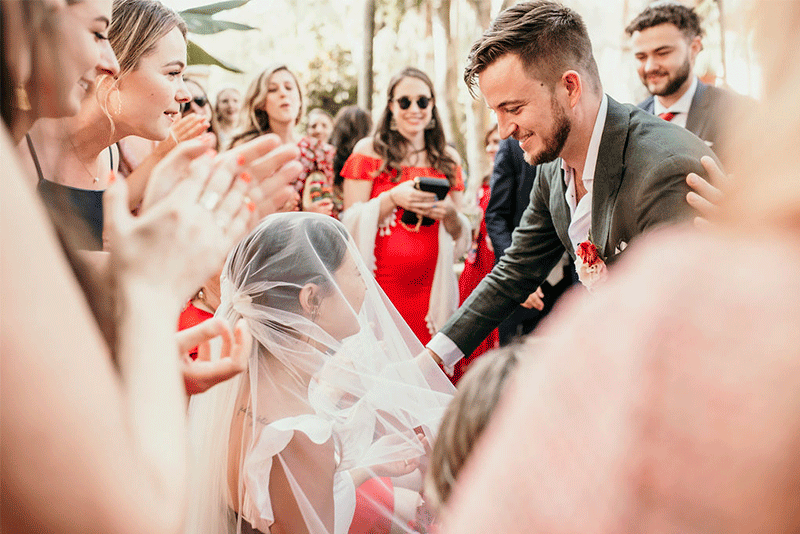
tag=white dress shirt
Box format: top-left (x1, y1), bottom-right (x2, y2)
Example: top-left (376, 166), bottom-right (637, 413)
top-left (653, 76), bottom-right (698, 130)
top-left (428, 94), bottom-right (609, 368)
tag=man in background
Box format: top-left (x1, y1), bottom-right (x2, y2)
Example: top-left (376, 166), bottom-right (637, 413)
top-left (627, 2), bottom-right (745, 162)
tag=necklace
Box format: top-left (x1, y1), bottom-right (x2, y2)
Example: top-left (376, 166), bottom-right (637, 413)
top-left (66, 135), bottom-right (101, 185)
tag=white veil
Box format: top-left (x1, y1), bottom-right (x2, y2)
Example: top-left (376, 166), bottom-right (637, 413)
top-left (186, 212), bottom-right (455, 534)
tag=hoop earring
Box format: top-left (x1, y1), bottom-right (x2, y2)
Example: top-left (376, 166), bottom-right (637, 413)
top-left (389, 116), bottom-right (398, 131)
top-left (425, 116), bottom-right (436, 130)
top-left (14, 86), bottom-right (31, 111)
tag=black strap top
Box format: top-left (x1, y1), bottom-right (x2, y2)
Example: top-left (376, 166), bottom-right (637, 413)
top-left (27, 134), bottom-right (113, 251)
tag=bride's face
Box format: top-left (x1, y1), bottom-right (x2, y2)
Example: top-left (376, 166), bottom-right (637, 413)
top-left (315, 253), bottom-right (366, 341)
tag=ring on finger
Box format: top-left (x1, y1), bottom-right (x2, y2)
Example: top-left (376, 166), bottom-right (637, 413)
top-left (200, 190), bottom-right (221, 211)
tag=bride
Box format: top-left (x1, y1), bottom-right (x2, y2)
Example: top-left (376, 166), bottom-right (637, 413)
top-left (186, 212), bottom-right (455, 534)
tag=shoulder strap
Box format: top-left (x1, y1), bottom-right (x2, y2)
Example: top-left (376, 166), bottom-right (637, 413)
top-left (25, 133), bottom-right (45, 183)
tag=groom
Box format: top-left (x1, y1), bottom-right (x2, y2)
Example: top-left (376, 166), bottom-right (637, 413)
top-left (426, 0), bottom-right (717, 368)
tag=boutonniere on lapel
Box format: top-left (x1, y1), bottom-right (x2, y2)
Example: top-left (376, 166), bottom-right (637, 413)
top-left (575, 235), bottom-right (607, 292)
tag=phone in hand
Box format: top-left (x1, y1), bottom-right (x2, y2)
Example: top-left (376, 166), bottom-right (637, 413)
top-left (400, 176), bottom-right (450, 228)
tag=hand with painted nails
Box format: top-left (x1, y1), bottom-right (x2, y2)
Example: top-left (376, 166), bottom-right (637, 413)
top-left (686, 155), bottom-right (729, 229)
top-left (179, 317), bottom-right (251, 395)
top-left (105, 136), bottom-right (257, 305)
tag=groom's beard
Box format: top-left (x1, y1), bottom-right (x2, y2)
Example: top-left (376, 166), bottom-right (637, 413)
top-left (522, 97), bottom-right (572, 166)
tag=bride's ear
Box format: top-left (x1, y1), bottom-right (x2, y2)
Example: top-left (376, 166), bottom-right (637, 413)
top-left (299, 283), bottom-right (321, 316)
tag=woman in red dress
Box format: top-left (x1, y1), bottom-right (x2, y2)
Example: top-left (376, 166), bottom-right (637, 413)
top-left (340, 67), bottom-right (469, 346)
top-left (452, 124), bottom-right (502, 383)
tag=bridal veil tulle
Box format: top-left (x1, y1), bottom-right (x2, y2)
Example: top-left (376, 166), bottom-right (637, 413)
top-left (185, 212), bottom-right (454, 534)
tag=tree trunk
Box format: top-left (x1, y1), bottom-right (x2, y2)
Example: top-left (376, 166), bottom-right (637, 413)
top-left (466, 0), bottom-right (494, 182)
top-left (437, 0), bottom-right (466, 163)
top-left (358, 0), bottom-right (375, 111)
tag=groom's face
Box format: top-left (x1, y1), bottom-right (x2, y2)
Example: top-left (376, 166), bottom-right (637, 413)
top-left (479, 53), bottom-right (571, 166)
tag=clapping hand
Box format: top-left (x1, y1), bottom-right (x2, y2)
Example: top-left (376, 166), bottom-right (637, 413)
top-left (155, 114), bottom-right (211, 158)
top-left (106, 134), bottom-right (301, 305)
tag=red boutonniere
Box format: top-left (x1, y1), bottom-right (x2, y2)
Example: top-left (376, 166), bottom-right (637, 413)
top-left (575, 239), bottom-right (607, 291)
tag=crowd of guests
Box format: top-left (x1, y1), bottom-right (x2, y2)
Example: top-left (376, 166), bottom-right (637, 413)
top-left (3, 0), bottom-right (799, 533)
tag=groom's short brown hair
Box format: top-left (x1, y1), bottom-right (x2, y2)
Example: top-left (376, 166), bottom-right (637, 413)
top-left (464, 0), bottom-right (601, 96)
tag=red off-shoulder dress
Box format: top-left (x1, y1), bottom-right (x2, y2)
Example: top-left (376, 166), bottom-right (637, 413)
top-left (341, 153), bottom-right (464, 345)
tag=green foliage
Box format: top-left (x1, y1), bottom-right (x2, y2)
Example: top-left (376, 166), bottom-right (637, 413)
top-left (186, 40), bottom-right (244, 73)
top-left (180, 0), bottom-right (255, 72)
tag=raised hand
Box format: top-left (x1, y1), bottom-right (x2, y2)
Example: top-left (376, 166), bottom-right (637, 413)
top-left (178, 317), bottom-right (251, 395)
top-left (686, 155), bottom-right (728, 229)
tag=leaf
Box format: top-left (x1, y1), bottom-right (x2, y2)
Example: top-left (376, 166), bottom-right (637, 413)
top-left (186, 40), bottom-right (244, 73)
top-left (182, 13), bottom-right (256, 34)
top-left (180, 0), bottom-right (251, 16)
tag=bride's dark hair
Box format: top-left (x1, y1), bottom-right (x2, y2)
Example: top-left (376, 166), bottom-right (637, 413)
top-left (226, 215), bottom-right (349, 313)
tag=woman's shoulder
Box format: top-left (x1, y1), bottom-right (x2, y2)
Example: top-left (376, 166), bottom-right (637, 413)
top-left (352, 137), bottom-right (380, 159)
top-left (341, 140), bottom-right (383, 181)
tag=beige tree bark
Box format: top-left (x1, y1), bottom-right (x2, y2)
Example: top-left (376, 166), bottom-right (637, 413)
top-left (437, 0), bottom-right (468, 162)
top-left (466, 0), bottom-right (494, 181)
top-left (358, 0), bottom-right (376, 111)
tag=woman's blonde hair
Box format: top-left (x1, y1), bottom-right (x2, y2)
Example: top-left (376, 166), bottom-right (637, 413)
top-left (230, 64), bottom-right (304, 148)
top-left (98, 0), bottom-right (186, 133)
top-left (108, 0), bottom-right (186, 79)
top-left (426, 345), bottom-right (522, 511)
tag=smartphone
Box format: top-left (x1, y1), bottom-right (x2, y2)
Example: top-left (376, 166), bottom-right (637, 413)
top-left (400, 176), bottom-right (451, 227)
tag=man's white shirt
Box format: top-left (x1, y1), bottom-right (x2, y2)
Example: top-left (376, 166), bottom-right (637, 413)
top-left (653, 75), bottom-right (698, 130)
top-left (428, 94), bottom-right (609, 368)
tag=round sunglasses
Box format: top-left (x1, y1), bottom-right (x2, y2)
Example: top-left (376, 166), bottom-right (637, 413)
top-left (394, 96), bottom-right (431, 110)
top-left (181, 96), bottom-right (208, 113)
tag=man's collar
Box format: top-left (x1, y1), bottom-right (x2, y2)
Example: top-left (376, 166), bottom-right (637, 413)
top-left (654, 76), bottom-right (698, 116)
top-left (562, 93), bottom-right (609, 187)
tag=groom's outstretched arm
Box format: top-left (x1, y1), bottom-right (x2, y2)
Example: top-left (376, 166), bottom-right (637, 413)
top-left (428, 166), bottom-right (567, 367)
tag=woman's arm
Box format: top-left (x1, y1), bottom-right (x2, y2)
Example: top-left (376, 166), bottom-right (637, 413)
top-left (1, 132), bottom-right (187, 534)
top-left (270, 434), bottom-right (337, 534)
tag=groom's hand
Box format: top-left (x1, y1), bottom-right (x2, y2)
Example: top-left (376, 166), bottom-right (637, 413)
top-left (425, 348), bottom-right (443, 366)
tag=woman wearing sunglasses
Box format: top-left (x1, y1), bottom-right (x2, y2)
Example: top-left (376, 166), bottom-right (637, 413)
top-left (231, 64), bottom-right (336, 216)
top-left (181, 77), bottom-right (221, 150)
top-left (340, 67), bottom-right (469, 348)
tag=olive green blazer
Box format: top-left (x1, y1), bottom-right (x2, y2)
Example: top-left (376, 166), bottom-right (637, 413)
top-left (441, 96), bottom-right (717, 356)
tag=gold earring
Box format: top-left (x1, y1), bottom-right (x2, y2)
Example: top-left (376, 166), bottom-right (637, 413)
top-left (15, 86), bottom-right (31, 111)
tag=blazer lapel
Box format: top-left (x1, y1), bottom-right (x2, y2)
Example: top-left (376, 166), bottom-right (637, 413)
top-left (591, 97), bottom-right (628, 260)
top-left (685, 80), bottom-right (709, 138)
top-left (548, 163), bottom-right (572, 253)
